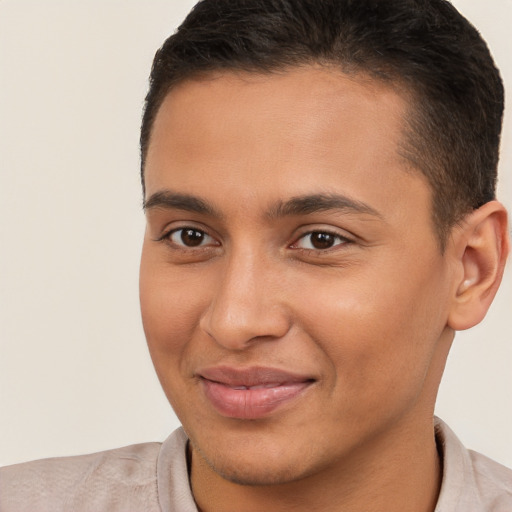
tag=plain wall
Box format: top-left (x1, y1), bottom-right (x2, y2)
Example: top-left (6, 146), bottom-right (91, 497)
top-left (1, 0), bottom-right (511, 467)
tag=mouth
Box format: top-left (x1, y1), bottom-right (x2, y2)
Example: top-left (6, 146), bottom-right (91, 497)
top-left (198, 366), bottom-right (316, 419)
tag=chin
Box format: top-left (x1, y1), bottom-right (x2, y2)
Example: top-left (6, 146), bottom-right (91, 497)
top-left (223, 472), bottom-right (299, 487)
top-left (205, 455), bottom-right (311, 487)
top-left (189, 431), bottom-right (323, 487)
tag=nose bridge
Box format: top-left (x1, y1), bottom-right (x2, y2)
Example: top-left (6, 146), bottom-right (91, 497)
top-left (200, 243), bottom-right (290, 349)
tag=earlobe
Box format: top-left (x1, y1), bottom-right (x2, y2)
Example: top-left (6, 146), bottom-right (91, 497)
top-left (448, 200), bottom-right (509, 331)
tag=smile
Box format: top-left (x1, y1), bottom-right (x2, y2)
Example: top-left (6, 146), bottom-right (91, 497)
top-left (198, 366), bottom-right (315, 419)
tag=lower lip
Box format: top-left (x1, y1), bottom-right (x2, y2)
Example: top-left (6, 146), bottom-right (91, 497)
top-left (201, 379), bottom-right (312, 419)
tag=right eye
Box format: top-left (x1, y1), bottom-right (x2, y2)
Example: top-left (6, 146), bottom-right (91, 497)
top-left (166, 228), bottom-right (217, 248)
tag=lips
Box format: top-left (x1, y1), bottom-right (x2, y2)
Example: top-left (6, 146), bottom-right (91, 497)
top-left (198, 366), bottom-right (315, 419)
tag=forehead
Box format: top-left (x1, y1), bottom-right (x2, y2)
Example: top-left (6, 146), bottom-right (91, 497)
top-left (144, 66), bottom-right (429, 225)
top-left (146, 67), bottom-right (410, 173)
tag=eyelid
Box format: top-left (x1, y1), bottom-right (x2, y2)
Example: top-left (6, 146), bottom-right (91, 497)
top-left (171, 228), bottom-right (216, 247)
top-left (156, 224), bottom-right (220, 248)
top-left (289, 228), bottom-right (353, 251)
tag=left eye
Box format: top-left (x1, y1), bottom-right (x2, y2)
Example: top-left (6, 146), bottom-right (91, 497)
top-left (167, 228), bottom-right (216, 248)
top-left (293, 231), bottom-right (348, 250)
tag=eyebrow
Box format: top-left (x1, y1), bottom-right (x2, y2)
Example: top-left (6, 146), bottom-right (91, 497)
top-left (143, 191), bottom-right (220, 217)
top-left (143, 190), bottom-right (381, 220)
top-left (267, 193), bottom-right (382, 219)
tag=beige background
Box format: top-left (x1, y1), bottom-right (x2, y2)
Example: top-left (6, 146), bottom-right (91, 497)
top-left (1, 0), bottom-right (511, 467)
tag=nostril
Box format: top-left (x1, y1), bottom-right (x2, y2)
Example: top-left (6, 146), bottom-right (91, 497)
top-left (199, 303), bottom-right (291, 351)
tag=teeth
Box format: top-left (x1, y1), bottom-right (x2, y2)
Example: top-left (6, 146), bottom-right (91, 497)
top-left (251, 383), bottom-right (281, 389)
top-left (231, 383), bottom-right (281, 390)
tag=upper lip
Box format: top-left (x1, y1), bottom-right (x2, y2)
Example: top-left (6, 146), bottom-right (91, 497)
top-left (198, 366), bottom-right (315, 388)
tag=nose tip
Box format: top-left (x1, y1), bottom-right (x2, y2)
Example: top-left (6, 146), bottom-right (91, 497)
top-left (200, 301), bottom-right (291, 350)
top-left (199, 262), bottom-right (291, 350)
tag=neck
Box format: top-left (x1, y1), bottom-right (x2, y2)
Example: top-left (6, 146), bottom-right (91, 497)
top-left (190, 415), bottom-right (442, 512)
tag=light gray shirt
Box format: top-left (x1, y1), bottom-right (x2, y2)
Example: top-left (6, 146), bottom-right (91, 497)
top-left (1, 419), bottom-right (511, 511)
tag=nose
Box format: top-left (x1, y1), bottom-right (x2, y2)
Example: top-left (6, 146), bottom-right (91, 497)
top-left (199, 248), bottom-right (291, 350)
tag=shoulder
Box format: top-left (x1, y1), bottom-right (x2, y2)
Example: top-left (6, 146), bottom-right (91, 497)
top-left (467, 449), bottom-right (512, 509)
top-left (0, 441), bottom-right (162, 512)
top-left (435, 418), bottom-right (512, 512)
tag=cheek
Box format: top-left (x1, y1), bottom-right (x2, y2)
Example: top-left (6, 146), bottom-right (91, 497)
top-left (297, 259), bottom-right (449, 409)
top-left (139, 258), bottom-right (212, 420)
top-left (139, 251), bottom-right (208, 372)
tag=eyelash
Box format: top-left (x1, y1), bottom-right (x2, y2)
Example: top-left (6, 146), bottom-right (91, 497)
top-left (158, 227), bottom-right (352, 253)
top-left (157, 227), bottom-right (218, 250)
top-left (290, 230), bottom-right (351, 251)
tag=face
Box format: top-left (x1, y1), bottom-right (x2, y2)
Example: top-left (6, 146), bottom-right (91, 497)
top-left (140, 67), bottom-right (455, 485)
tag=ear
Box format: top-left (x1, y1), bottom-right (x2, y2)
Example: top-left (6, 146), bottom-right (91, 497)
top-left (447, 200), bottom-right (510, 331)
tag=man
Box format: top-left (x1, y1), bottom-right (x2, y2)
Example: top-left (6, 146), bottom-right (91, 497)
top-left (1, 0), bottom-right (511, 511)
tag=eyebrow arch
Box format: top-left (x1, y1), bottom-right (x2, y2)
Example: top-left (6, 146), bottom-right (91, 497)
top-left (143, 190), bottom-right (220, 217)
top-left (267, 193), bottom-right (382, 219)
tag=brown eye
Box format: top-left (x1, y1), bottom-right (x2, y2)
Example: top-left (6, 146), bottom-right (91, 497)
top-left (294, 231), bottom-right (348, 250)
top-left (168, 228), bottom-right (215, 248)
top-left (181, 229), bottom-right (204, 247)
top-left (310, 232), bottom-right (336, 249)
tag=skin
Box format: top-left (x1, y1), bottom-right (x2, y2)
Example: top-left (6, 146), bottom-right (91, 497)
top-left (139, 67), bottom-right (509, 511)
